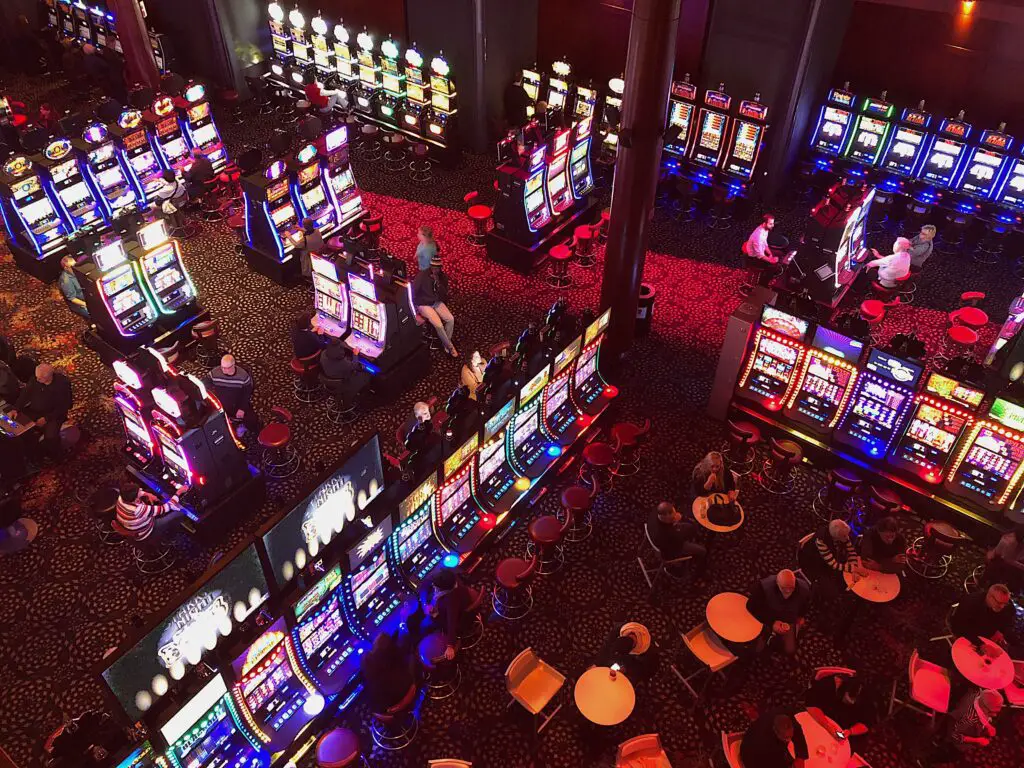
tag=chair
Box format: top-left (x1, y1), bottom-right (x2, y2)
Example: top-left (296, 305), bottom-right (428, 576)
top-left (721, 731), bottom-right (744, 768)
top-left (525, 510), bottom-right (572, 574)
top-left (557, 484), bottom-right (597, 543)
top-left (290, 351), bottom-right (323, 404)
top-left (860, 484), bottom-right (902, 528)
top-left (493, 554), bottom-right (538, 620)
top-left (636, 524), bottom-right (692, 595)
top-left (1005, 660), bottom-right (1024, 709)
top-left (907, 521), bottom-right (962, 579)
top-left (419, 631), bottom-right (462, 699)
top-left (190, 319), bottom-right (222, 366)
top-left (464, 191), bottom-right (492, 246)
top-left (546, 243), bottom-right (573, 289)
top-left (505, 648), bottom-right (566, 733)
top-left (887, 649), bottom-right (951, 720)
top-left (672, 622), bottom-right (737, 701)
top-left (369, 683), bottom-right (418, 751)
top-left (615, 734), bottom-right (671, 767)
top-left (579, 441), bottom-right (617, 492)
top-left (723, 419), bottom-right (761, 475)
top-left (316, 726), bottom-right (368, 767)
top-left (610, 418), bottom-right (651, 477)
top-left (813, 468), bottom-right (862, 522)
top-left (428, 761), bottom-right (472, 768)
top-left (573, 225), bottom-right (597, 268)
top-left (758, 438), bottom-right (802, 494)
top-left (258, 406), bottom-right (299, 478)
top-left (813, 666), bottom-right (856, 682)
top-left (793, 532), bottom-right (815, 587)
top-left (111, 519), bottom-right (175, 574)
top-left (927, 602), bottom-right (957, 646)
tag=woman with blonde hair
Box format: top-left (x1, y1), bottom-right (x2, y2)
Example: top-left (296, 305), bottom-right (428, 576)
top-left (416, 224), bottom-right (439, 271)
top-left (691, 451), bottom-right (738, 501)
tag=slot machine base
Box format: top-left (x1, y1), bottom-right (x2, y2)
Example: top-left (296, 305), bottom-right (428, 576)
top-left (82, 307), bottom-right (211, 366)
top-left (10, 244), bottom-right (64, 282)
top-left (242, 245), bottom-right (301, 286)
top-left (365, 343), bottom-right (431, 400)
top-left (486, 198), bottom-right (599, 274)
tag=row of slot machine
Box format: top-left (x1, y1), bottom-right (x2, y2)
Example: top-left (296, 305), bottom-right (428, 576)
top-left (732, 303), bottom-right (1024, 524)
top-left (97, 310), bottom-right (616, 768)
top-left (808, 85), bottom-right (1024, 224)
top-left (42, 0), bottom-right (173, 73)
top-left (264, 4), bottom-right (458, 152)
top-left (0, 83), bottom-right (228, 280)
top-left (241, 124), bottom-right (364, 284)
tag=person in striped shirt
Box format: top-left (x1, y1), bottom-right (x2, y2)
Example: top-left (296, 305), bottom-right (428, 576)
top-left (927, 688), bottom-right (1002, 762)
top-left (115, 481), bottom-right (182, 540)
top-left (799, 519), bottom-right (868, 599)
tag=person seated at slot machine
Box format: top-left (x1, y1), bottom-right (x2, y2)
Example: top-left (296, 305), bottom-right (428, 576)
top-left (303, 79), bottom-right (347, 116)
top-left (295, 218), bottom-right (325, 280)
top-left (860, 516), bottom-right (908, 574)
top-left (11, 363), bottom-right (72, 460)
top-left (985, 525), bottom-right (1024, 592)
top-left (691, 451), bottom-right (738, 502)
top-left (909, 224), bottom-right (937, 270)
top-left (415, 225), bottom-right (440, 272)
top-left (206, 354), bottom-right (259, 435)
top-left (36, 103), bottom-right (60, 134)
top-left (413, 255), bottom-right (459, 358)
top-left (422, 569), bottom-right (482, 660)
top-left (115, 480), bottom-right (183, 540)
top-left (290, 310), bottom-right (326, 359)
top-left (865, 237), bottom-right (912, 289)
top-left (57, 256), bottom-right (89, 320)
top-left (183, 150), bottom-right (214, 199)
top-left (798, 519), bottom-right (868, 599)
top-left (460, 351), bottom-right (486, 400)
top-left (149, 170), bottom-right (187, 230)
top-left (747, 569), bottom-right (811, 655)
top-left (647, 501), bottom-right (708, 576)
top-left (743, 213), bottom-right (782, 265)
top-left (360, 633), bottom-right (416, 713)
top-left (320, 337), bottom-right (363, 379)
top-left (950, 584), bottom-right (1016, 648)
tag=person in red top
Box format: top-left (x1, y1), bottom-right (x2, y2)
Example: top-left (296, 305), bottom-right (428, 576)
top-left (303, 80), bottom-right (346, 116)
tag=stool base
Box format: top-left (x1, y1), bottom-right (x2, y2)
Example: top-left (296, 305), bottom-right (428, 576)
top-left (905, 537), bottom-right (951, 580)
top-left (492, 585), bottom-right (533, 620)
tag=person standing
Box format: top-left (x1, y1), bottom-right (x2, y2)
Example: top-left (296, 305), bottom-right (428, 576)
top-left (743, 213), bottom-right (781, 264)
top-left (11, 363), bottom-right (73, 459)
top-left (296, 218), bottom-right (324, 279)
top-left (413, 255), bottom-right (458, 357)
top-left (865, 237), bottom-right (912, 289)
top-left (415, 225), bottom-right (439, 272)
top-left (909, 224), bottom-right (937, 270)
top-left (206, 354), bottom-right (259, 434)
top-left (503, 74), bottom-right (531, 130)
top-left (57, 256), bottom-right (89, 319)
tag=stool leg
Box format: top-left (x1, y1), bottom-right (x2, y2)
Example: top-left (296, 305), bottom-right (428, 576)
top-left (263, 445), bottom-right (300, 479)
top-left (492, 585), bottom-right (533, 620)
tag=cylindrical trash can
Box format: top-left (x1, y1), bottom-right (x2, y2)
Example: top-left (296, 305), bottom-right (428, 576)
top-left (636, 283), bottom-right (656, 336)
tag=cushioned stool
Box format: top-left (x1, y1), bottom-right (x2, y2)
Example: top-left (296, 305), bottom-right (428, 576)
top-left (579, 441), bottom-right (617, 492)
top-left (464, 191), bottom-right (492, 246)
top-left (894, 271), bottom-right (916, 304)
top-left (610, 418), bottom-right (651, 476)
top-left (369, 684), bottom-right (418, 752)
top-left (190, 319), bottom-right (222, 366)
top-left (907, 520), bottom-right (961, 580)
top-left (934, 325), bottom-right (979, 368)
top-left (813, 467), bottom-right (862, 521)
top-left (526, 513), bottom-right (571, 574)
top-left (414, 311), bottom-right (443, 351)
top-left (573, 225), bottom-right (597, 268)
top-left (419, 631), bottom-right (461, 699)
top-left (723, 419), bottom-right (762, 475)
top-left (546, 244), bottom-right (573, 289)
top-left (951, 305), bottom-right (989, 331)
top-left (759, 438), bottom-right (802, 494)
top-left (707, 187), bottom-right (735, 230)
top-left (113, 520), bottom-right (175, 574)
top-left (492, 555), bottom-right (538, 620)
top-left (383, 132), bottom-right (408, 173)
top-left (258, 406), bottom-right (299, 478)
top-left (558, 485), bottom-right (597, 543)
top-left (359, 215), bottom-right (384, 262)
top-left (90, 487), bottom-right (121, 546)
top-left (597, 208), bottom-right (611, 244)
top-left (409, 142), bottom-right (432, 183)
top-left (861, 484), bottom-right (902, 528)
top-left (859, 300), bottom-right (886, 345)
top-left (360, 124), bottom-right (382, 161)
top-left (458, 587), bottom-right (487, 650)
top-left (321, 374), bottom-right (359, 425)
top-left (290, 352), bottom-right (324, 403)
top-left (317, 726), bottom-right (368, 766)
top-left (975, 219), bottom-right (1009, 264)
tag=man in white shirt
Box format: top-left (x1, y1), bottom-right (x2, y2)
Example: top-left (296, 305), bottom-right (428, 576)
top-left (743, 213), bottom-right (780, 264)
top-left (866, 237), bottom-right (912, 288)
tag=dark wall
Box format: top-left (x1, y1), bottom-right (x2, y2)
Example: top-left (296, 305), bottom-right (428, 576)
top-left (148, 0), bottom-right (234, 87)
top-left (318, 0), bottom-right (407, 39)
top-left (833, 2), bottom-right (1024, 131)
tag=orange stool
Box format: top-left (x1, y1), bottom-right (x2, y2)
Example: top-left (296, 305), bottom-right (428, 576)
top-left (547, 243), bottom-right (573, 289)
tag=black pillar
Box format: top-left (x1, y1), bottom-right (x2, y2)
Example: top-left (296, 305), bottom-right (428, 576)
top-left (109, 0), bottom-right (159, 89)
top-left (599, 0), bottom-right (681, 362)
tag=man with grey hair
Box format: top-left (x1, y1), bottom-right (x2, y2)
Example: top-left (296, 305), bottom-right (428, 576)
top-left (747, 568), bottom-right (811, 654)
top-left (909, 223), bottom-right (937, 269)
top-left (206, 354), bottom-right (258, 434)
top-left (11, 362), bottom-right (73, 459)
top-left (866, 236), bottom-right (913, 288)
top-left (799, 519), bottom-right (868, 600)
top-left (950, 583), bottom-right (1015, 647)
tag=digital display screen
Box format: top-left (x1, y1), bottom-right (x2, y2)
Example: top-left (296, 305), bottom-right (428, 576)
top-left (485, 398), bottom-right (516, 441)
top-left (898, 402), bottom-right (969, 473)
top-left (744, 332), bottom-right (800, 401)
top-left (346, 516), bottom-right (393, 571)
top-left (439, 472), bottom-right (472, 523)
top-left (159, 673), bottom-right (228, 746)
top-left (990, 397), bottom-right (1024, 432)
top-left (925, 373), bottom-right (984, 409)
top-left (847, 116), bottom-right (889, 164)
top-left (728, 122), bottom-right (760, 166)
top-left (298, 164), bottom-right (320, 185)
top-left (959, 148), bottom-right (1005, 198)
top-left (812, 326), bottom-right (863, 361)
top-left (156, 117), bottom-right (178, 136)
top-left (294, 565), bottom-right (343, 622)
top-left (520, 367), bottom-right (550, 405)
top-left (267, 179), bottom-right (290, 202)
top-left (187, 102), bottom-right (210, 122)
top-left (865, 349), bottom-right (922, 388)
top-left (760, 306), bottom-right (809, 340)
top-left (792, 352), bottom-right (853, 425)
top-left (20, 198), bottom-right (55, 224)
top-left (352, 555), bottom-right (389, 610)
top-left (399, 475), bottom-right (436, 522)
top-left (812, 106), bottom-right (851, 154)
top-left (554, 336), bottom-right (582, 375)
top-left (51, 159), bottom-right (78, 184)
top-left (996, 159), bottom-right (1024, 210)
top-left (191, 123), bottom-right (218, 148)
top-left (584, 308), bottom-right (611, 345)
top-left (89, 142), bottom-right (115, 164)
top-left (575, 345), bottom-right (598, 389)
top-left (881, 127), bottom-right (926, 176)
top-left (444, 433), bottom-right (479, 479)
top-left (921, 139), bottom-right (964, 186)
top-left (513, 403), bottom-right (540, 449)
top-left (348, 273), bottom-right (375, 299)
top-left (478, 436), bottom-right (506, 484)
top-left (397, 514), bottom-right (433, 562)
top-left (271, 204), bottom-right (296, 226)
top-left (955, 426), bottom-right (1024, 499)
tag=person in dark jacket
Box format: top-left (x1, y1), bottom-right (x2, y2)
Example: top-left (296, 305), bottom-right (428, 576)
top-left (798, 519), bottom-right (868, 598)
top-left (0, 360), bottom-right (21, 404)
top-left (184, 150), bottom-right (214, 198)
top-left (806, 674), bottom-right (873, 751)
top-left (691, 450), bottom-right (738, 501)
top-left (422, 569), bottom-right (480, 660)
top-left (360, 633), bottom-right (416, 713)
top-left (295, 218), bottom-right (324, 279)
top-left (412, 256), bottom-right (457, 357)
top-left (206, 355), bottom-right (259, 434)
top-left (860, 516), bottom-right (907, 573)
top-left (739, 708), bottom-right (808, 768)
top-left (646, 501), bottom-right (707, 575)
top-left (747, 569), bottom-right (811, 654)
top-left (950, 584), bottom-right (1015, 647)
top-left (11, 363), bottom-right (73, 459)
top-left (290, 310), bottom-right (325, 360)
top-left (503, 75), bottom-right (531, 129)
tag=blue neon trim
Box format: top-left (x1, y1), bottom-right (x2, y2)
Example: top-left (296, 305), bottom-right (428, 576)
top-left (0, 199), bottom-right (16, 242)
top-left (79, 159), bottom-right (113, 223)
top-left (243, 191), bottom-right (253, 244)
top-left (44, 177), bottom-right (75, 234)
top-left (261, 200), bottom-right (286, 262)
top-left (117, 147), bottom-right (147, 207)
top-left (9, 202), bottom-right (43, 255)
top-left (292, 179), bottom-right (310, 221)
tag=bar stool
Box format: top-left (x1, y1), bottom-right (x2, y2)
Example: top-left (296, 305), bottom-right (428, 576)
top-left (321, 374), bottom-right (360, 425)
top-left (419, 632), bottom-right (461, 699)
top-left (369, 684), bottom-right (418, 752)
top-left (933, 325), bottom-right (979, 368)
top-left (707, 187), bottom-right (734, 230)
top-left (723, 419), bottom-right (762, 476)
top-left (893, 271), bottom-right (916, 304)
top-left (938, 211), bottom-right (969, 254)
top-left (458, 587), bottom-right (487, 650)
top-left (610, 418), bottom-right (651, 476)
top-left (869, 189), bottom-right (894, 234)
top-left (812, 467), bottom-right (862, 522)
top-left (557, 484), bottom-right (597, 543)
top-left (525, 511), bottom-right (572, 574)
top-left (975, 218), bottom-right (1009, 264)
top-left (759, 438), bottom-right (802, 494)
top-left (907, 520), bottom-right (962, 579)
top-left (464, 191), bottom-right (492, 246)
top-left (318, 727), bottom-right (370, 766)
top-left (597, 208), bottom-right (611, 244)
top-left (546, 243), bottom-right (573, 289)
top-left (861, 484), bottom-right (901, 528)
top-left (190, 319), bottom-right (222, 366)
top-left (870, 280), bottom-right (899, 304)
top-left (672, 177), bottom-right (698, 222)
top-left (409, 142), bottom-right (432, 183)
top-left (112, 520), bottom-right (175, 574)
top-left (739, 255), bottom-right (775, 298)
top-left (573, 225), bottom-right (597, 268)
top-left (859, 300), bottom-right (886, 346)
top-left (258, 406), bottom-right (299, 478)
top-left (290, 351), bottom-right (323, 403)
top-left (383, 133), bottom-right (408, 172)
top-left (579, 441), bottom-right (617, 493)
top-left (903, 199), bottom-right (931, 236)
top-left (90, 487), bottom-right (121, 546)
top-left (950, 305), bottom-right (989, 332)
top-left (492, 554), bottom-right (538, 620)
top-left (360, 124), bottom-right (383, 161)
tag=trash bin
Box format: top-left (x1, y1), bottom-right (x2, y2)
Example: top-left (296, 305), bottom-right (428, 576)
top-left (636, 283), bottom-right (656, 336)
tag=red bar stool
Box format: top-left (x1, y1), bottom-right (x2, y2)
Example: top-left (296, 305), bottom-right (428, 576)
top-left (813, 467), bottom-right (862, 521)
top-left (190, 319), bottom-right (222, 366)
top-left (546, 243), bottom-right (574, 289)
top-left (464, 191), bottom-right (492, 246)
top-left (579, 441), bottom-right (617, 493)
top-left (369, 684), bottom-right (418, 752)
top-left (258, 406), bottom-right (299, 478)
top-left (950, 306), bottom-right (989, 331)
top-left (907, 520), bottom-right (962, 580)
top-left (934, 324), bottom-right (979, 368)
top-left (861, 484), bottom-right (901, 528)
top-left (558, 484), bottom-right (597, 543)
top-left (419, 631), bottom-right (461, 699)
top-left (525, 511), bottom-right (572, 574)
top-left (610, 418), bottom-right (651, 476)
top-left (723, 419), bottom-right (762, 476)
top-left (893, 271), bottom-right (916, 304)
top-left (869, 280), bottom-right (899, 304)
top-left (759, 438), bottom-right (803, 494)
top-left (290, 351), bottom-right (324, 403)
top-left (597, 207), bottom-right (611, 244)
top-left (317, 726), bottom-right (370, 766)
top-left (573, 225), bottom-right (597, 268)
top-left (458, 586), bottom-right (487, 649)
top-left (859, 300), bottom-right (886, 346)
top-left (492, 554), bottom-right (538, 620)
top-left (959, 291), bottom-right (986, 308)
top-left (359, 214), bottom-right (384, 263)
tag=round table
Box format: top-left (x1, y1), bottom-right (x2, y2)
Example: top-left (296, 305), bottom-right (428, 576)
top-left (794, 711), bottom-right (852, 767)
top-left (951, 637), bottom-right (1015, 689)
top-left (844, 570), bottom-right (901, 602)
top-left (706, 592), bottom-right (762, 643)
top-left (691, 496), bottom-right (744, 533)
top-left (573, 666), bottom-right (636, 726)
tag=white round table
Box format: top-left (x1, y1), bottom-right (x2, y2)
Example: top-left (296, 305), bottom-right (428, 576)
top-left (574, 666), bottom-right (636, 726)
top-left (951, 637), bottom-right (1015, 689)
top-left (794, 711), bottom-right (852, 767)
top-left (844, 570), bottom-right (901, 603)
top-left (692, 496), bottom-right (745, 533)
top-left (706, 592), bottom-right (763, 643)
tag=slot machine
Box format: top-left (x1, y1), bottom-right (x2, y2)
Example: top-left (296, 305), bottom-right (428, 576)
top-left (309, 15), bottom-right (336, 86)
top-left (400, 46), bottom-right (430, 136)
top-left (600, 76), bottom-right (625, 155)
top-left (720, 96), bottom-right (769, 190)
top-left (241, 158), bottom-right (303, 281)
top-left (318, 125), bottom-right (364, 230)
top-left (572, 308), bottom-right (616, 416)
top-left (146, 95), bottom-right (191, 173)
top-left (156, 673), bottom-right (269, 768)
top-left (110, 108), bottom-right (163, 198)
top-left (522, 67), bottom-right (543, 116)
top-left (388, 474), bottom-right (444, 589)
top-left (953, 125), bottom-right (1012, 214)
top-left (72, 1), bottom-right (95, 44)
top-left (229, 618), bottom-right (321, 750)
top-left (833, 349), bottom-right (924, 460)
top-left (783, 325), bottom-right (863, 434)
top-left (310, 252), bottom-right (350, 338)
top-left (546, 59), bottom-right (573, 120)
top-left (876, 103), bottom-right (932, 192)
top-left (889, 372), bottom-right (984, 484)
top-left (493, 145), bottom-right (551, 245)
top-left (376, 38), bottom-right (405, 127)
top-left (291, 143), bottom-right (340, 238)
top-left (0, 154), bottom-right (72, 276)
top-left (339, 516), bottom-right (404, 641)
top-left (291, 565), bottom-right (361, 696)
top-left (946, 396), bottom-right (1024, 517)
top-left (735, 306), bottom-right (810, 412)
top-left (286, 8), bottom-right (314, 87)
top-left (842, 94), bottom-right (894, 170)
top-left (75, 238), bottom-right (159, 343)
top-left (808, 85), bottom-right (857, 168)
top-left (35, 137), bottom-right (108, 233)
top-left (475, 397), bottom-right (529, 515)
top-left (690, 86), bottom-right (732, 177)
top-left (574, 84), bottom-right (596, 123)
top-left (545, 128), bottom-right (573, 214)
top-left (569, 117), bottom-right (594, 200)
top-left (132, 218), bottom-right (198, 318)
top-left (74, 121), bottom-right (143, 220)
top-left (543, 336), bottom-right (584, 444)
top-left (112, 352), bottom-right (165, 472)
top-left (436, 434), bottom-right (494, 554)
top-left (103, 9), bottom-right (122, 55)
top-left (994, 141), bottom-right (1024, 221)
top-left (915, 112), bottom-right (972, 201)
top-left (149, 30), bottom-right (173, 74)
top-left (43, 0), bottom-right (58, 31)
top-left (352, 31), bottom-right (380, 117)
top-left (57, 0), bottom-right (74, 38)
top-left (267, 2), bottom-right (292, 69)
top-left (663, 78), bottom-right (698, 158)
top-left (333, 23), bottom-right (358, 94)
top-left (88, 5), bottom-right (108, 48)
top-left (341, 263), bottom-right (422, 375)
top-left (181, 82), bottom-right (229, 173)
top-left (508, 367), bottom-right (557, 479)
top-left (425, 54), bottom-right (457, 146)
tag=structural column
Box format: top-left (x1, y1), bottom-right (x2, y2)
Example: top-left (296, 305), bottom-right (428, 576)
top-left (109, 0), bottom-right (159, 89)
top-left (599, 0), bottom-right (681, 363)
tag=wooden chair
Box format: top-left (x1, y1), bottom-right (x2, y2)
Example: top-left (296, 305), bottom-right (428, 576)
top-left (615, 733), bottom-right (671, 767)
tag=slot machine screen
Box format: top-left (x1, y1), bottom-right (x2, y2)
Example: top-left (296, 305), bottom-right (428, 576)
top-left (899, 404), bottom-right (969, 470)
top-left (847, 117), bottom-right (889, 164)
top-left (159, 673), bottom-right (228, 746)
top-left (13, 175), bottom-right (42, 199)
top-left (921, 139), bottom-right (964, 186)
top-left (112, 289), bottom-right (143, 316)
top-left (526, 189), bottom-right (546, 215)
top-left (97, 167), bottom-right (124, 189)
top-left (444, 434), bottom-right (479, 479)
top-left (272, 204), bottom-right (296, 226)
top-left (791, 352), bottom-right (854, 425)
top-left (298, 164), bottom-right (320, 185)
top-left (478, 437), bottom-right (506, 484)
top-left (350, 294), bottom-right (379, 320)
top-left (110, 740), bottom-right (160, 768)
top-left (570, 141), bottom-right (588, 163)
top-left (191, 123), bottom-right (218, 148)
top-left (812, 326), bottom-right (863, 361)
top-left (89, 143), bottom-right (115, 163)
top-left (584, 307), bottom-right (612, 345)
top-left (303, 186), bottom-right (326, 209)
top-left (744, 333), bottom-right (800, 401)
top-left (955, 426), bottom-right (1024, 500)
top-left (267, 179), bottom-right (290, 202)
top-left (694, 110), bottom-right (726, 165)
top-left (554, 336), bottom-right (582, 375)
top-left (520, 367), bottom-right (550, 405)
top-left (51, 160), bottom-right (77, 184)
top-left (729, 122), bottom-right (760, 164)
top-left (188, 102), bottom-right (211, 122)
top-left (513, 402), bottom-right (540, 449)
top-left (760, 306), bottom-right (809, 340)
top-left (546, 375), bottom-right (569, 414)
top-left (812, 106), bottom-right (851, 155)
top-left (398, 514), bottom-right (433, 561)
top-left (102, 265), bottom-right (133, 292)
top-left (439, 472), bottom-right (472, 523)
top-left (20, 198), bottom-right (54, 225)
top-left (353, 559), bottom-right (389, 609)
top-left (669, 101), bottom-right (693, 134)
top-left (348, 273), bottom-right (375, 299)
top-left (294, 565), bottom-right (343, 622)
top-left (484, 398), bottom-right (516, 441)
top-left (925, 373), bottom-right (984, 409)
top-left (575, 346), bottom-right (598, 389)
top-left (881, 127), bottom-right (926, 176)
top-left (865, 349), bottom-right (923, 388)
top-left (959, 149), bottom-right (1005, 198)
top-left (996, 159), bottom-right (1024, 210)
top-left (124, 130), bottom-right (148, 151)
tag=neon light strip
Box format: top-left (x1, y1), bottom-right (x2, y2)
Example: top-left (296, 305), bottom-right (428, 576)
top-left (262, 200), bottom-right (286, 261)
top-left (117, 146), bottom-right (147, 207)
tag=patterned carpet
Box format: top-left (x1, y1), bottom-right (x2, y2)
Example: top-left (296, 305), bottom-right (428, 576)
top-left (1, 68), bottom-right (1023, 768)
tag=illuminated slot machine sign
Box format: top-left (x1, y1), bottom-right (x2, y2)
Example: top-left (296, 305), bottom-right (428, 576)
top-left (379, 39), bottom-right (406, 105)
top-left (427, 55), bottom-right (456, 140)
top-left (994, 145), bottom-right (1024, 215)
top-left (569, 117), bottom-right (595, 199)
top-left (889, 372), bottom-right (984, 484)
top-left (843, 96), bottom-right (894, 166)
top-left (151, 97), bottom-right (189, 170)
top-left (546, 61), bottom-right (571, 113)
top-left (340, 515), bottom-right (402, 641)
top-left (508, 367), bottom-right (553, 478)
top-left (546, 129), bottom-right (573, 214)
top-left (721, 99), bottom-right (768, 182)
top-left (404, 46), bottom-right (429, 111)
top-left (810, 87), bottom-right (856, 157)
top-left (356, 32), bottom-right (379, 91)
top-left (268, 2), bottom-right (292, 61)
top-left (525, 146), bottom-right (552, 232)
top-left (311, 254), bottom-right (350, 337)
top-left (292, 144), bottom-right (336, 234)
top-left (113, 360), bottom-right (156, 466)
top-left (476, 397), bottom-right (525, 513)
top-left (783, 325), bottom-right (862, 433)
top-left (183, 83), bottom-right (228, 171)
top-left (346, 270), bottom-right (386, 358)
top-left (878, 106), bottom-right (931, 179)
top-left (543, 335), bottom-right (583, 442)
top-left (436, 434), bottom-right (490, 553)
top-left (158, 674), bottom-right (269, 768)
top-left (573, 307), bottom-right (614, 414)
top-left (691, 88), bottom-right (732, 169)
top-left (956, 128), bottom-right (1012, 202)
top-left (834, 349), bottom-right (923, 459)
top-left (388, 473), bottom-right (442, 589)
top-left (944, 397), bottom-right (1024, 513)
top-left (288, 9), bottom-right (310, 72)
top-left (664, 79), bottom-right (697, 156)
top-left (93, 240), bottom-right (158, 335)
top-left (333, 24), bottom-right (356, 83)
top-left (118, 109), bottom-right (161, 193)
top-left (137, 219), bottom-right (196, 313)
top-left (735, 306), bottom-right (810, 411)
top-left (230, 617), bottom-right (320, 749)
top-left (918, 116), bottom-right (972, 190)
top-left (291, 565), bottom-right (358, 695)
